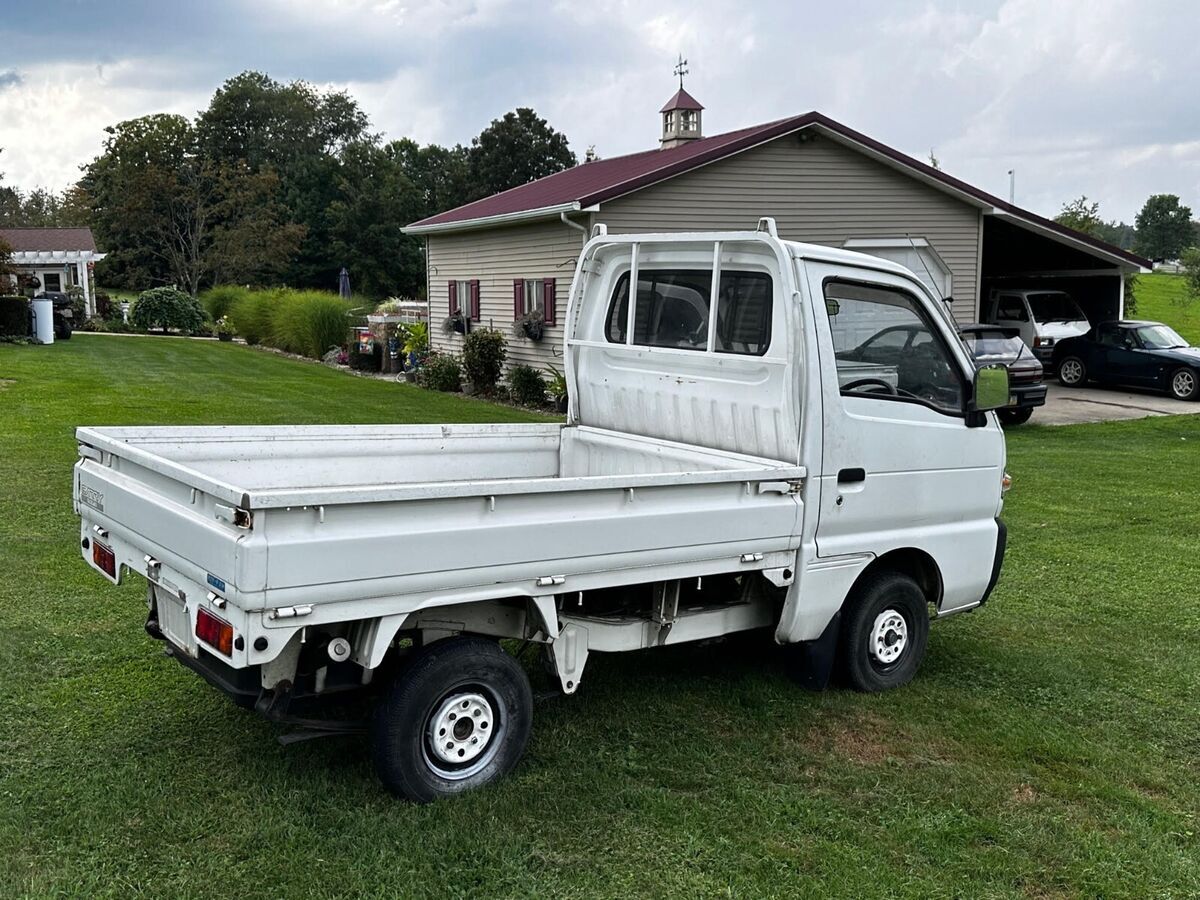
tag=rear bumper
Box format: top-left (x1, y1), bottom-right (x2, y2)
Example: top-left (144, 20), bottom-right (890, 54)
top-left (146, 604), bottom-right (260, 707)
top-left (1009, 382), bottom-right (1047, 409)
top-left (979, 518), bottom-right (1007, 606)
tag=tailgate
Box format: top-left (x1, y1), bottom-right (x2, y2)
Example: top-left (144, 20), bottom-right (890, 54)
top-left (74, 452), bottom-right (262, 595)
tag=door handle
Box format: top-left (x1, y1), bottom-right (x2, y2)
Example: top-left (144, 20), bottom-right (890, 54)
top-left (837, 467), bottom-right (866, 485)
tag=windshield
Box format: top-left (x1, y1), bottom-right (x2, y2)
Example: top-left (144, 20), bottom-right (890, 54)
top-left (961, 332), bottom-right (1024, 361)
top-left (1028, 292), bottom-right (1085, 323)
top-left (1136, 324), bottom-right (1188, 349)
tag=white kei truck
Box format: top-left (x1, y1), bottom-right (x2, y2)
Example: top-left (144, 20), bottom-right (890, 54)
top-left (73, 219), bottom-right (1011, 802)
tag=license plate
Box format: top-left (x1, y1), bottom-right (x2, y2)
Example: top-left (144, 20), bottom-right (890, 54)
top-left (154, 588), bottom-right (197, 657)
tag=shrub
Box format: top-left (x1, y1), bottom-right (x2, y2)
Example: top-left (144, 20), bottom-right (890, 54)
top-left (419, 353), bottom-right (462, 392)
top-left (94, 292), bottom-right (112, 319)
top-left (228, 290), bottom-right (276, 345)
top-left (269, 290), bottom-right (355, 358)
top-left (200, 285), bottom-right (251, 322)
top-left (0, 296), bottom-right (29, 337)
top-left (507, 364), bottom-right (547, 406)
top-left (461, 328), bottom-right (506, 393)
top-left (130, 288), bottom-right (206, 334)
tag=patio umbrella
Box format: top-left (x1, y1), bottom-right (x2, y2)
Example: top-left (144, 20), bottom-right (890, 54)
top-left (338, 267), bottom-right (351, 299)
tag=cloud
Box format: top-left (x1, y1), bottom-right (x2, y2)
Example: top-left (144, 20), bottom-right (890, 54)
top-left (0, 0), bottom-right (1195, 222)
top-left (0, 70), bottom-right (23, 90)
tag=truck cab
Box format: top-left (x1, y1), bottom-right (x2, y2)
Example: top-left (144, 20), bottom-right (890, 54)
top-left (74, 219), bottom-right (1010, 801)
top-left (984, 288), bottom-right (1090, 362)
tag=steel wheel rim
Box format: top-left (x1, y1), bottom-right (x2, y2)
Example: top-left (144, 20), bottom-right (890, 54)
top-left (869, 609), bottom-right (909, 668)
top-left (1173, 370), bottom-right (1194, 398)
top-left (1060, 360), bottom-right (1082, 384)
top-left (422, 687), bottom-right (504, 780)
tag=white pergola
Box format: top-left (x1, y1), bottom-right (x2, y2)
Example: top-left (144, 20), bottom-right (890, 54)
top-left (9, 248), bottom-right (107, 316)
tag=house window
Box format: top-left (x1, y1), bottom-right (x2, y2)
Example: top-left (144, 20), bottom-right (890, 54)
top-left (448, 279), bottom-right (480, 321)
top-left (604, 269), bottom-right (773, 356)
top-left (513, 278), bottom-right (556, 324)
top-left (523, 279), bottom-right (544, 314)
top-left (43, 273), bottom-right (61, 292)
top-left (664, 111), bottom-right (676, 132)
top-left (680, 110), bottom-right (698, 132)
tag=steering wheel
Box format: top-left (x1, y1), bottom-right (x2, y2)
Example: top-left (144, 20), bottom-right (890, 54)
top-left (842, 377), bottom-right (898, 395)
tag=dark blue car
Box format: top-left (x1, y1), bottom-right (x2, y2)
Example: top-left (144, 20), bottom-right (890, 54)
top-left (1052, 320), bottom-right (1200, 401)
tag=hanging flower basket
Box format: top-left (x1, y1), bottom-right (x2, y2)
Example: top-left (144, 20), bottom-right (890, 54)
top-left (513, 309), bottom-right (545, 342)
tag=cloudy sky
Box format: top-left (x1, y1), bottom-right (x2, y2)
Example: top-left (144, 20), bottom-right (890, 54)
top-left (0, 0), bottom-right (1196, 222)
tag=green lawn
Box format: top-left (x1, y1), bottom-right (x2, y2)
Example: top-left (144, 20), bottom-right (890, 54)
top-left (1135, 272), bottom-right (1199, 344)
top-left (2, 335), bottom-right (1199, 899)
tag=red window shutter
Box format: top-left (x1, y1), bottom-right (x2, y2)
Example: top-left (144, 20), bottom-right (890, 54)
top-left (513, 279), bottom-right (524, 317)
top-left (470, 279), bottom-right (481, 320)
top-left (543, 278), bottom-right (556, 325)
top-left (448, 280), bottom-right (457, 315)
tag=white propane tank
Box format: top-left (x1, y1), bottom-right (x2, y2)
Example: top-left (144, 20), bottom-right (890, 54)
top-left (32, 299), bottom-right (54, 344)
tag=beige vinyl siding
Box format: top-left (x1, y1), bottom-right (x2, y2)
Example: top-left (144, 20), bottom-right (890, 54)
top-left (594, 133), bottom-right (981, 322)
top-left (425, 219), bottom-right (585, 372)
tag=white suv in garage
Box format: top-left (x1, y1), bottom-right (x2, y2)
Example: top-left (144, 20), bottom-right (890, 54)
top-left (984, 289), bottom-right (1090, 362)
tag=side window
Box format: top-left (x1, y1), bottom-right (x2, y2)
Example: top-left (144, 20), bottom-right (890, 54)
top-left (1097, 324), bottom-right (1123, 347)
top-left (824, 280), bottom-right (965, 414)
top-left (604, 268), bottom-right (772, 355)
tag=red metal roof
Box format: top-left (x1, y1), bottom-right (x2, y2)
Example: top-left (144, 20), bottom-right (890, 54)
top-left (406, 111), bottom-right (1149, 269)
top-left (659, 88), bottom-right (704, 112)
top-left (0, 227), bottom-right (98, 253)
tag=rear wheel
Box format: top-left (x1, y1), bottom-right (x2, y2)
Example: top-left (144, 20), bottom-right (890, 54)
top-left (998, 407), bottom-right (1033, 426)
top-left (1057, 356), bottom-right (1086, 387)
top-left (1168, 367), bottom-right (1198, 401)
top-left (838, 571), bottom-right (930, 692)
top-left (372, 636), bottom-right (532, 803)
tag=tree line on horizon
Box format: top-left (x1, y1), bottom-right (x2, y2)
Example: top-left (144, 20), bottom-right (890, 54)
top-left (0, 71), bottom-right (575, 299)
top-left (2, 72), bottom-right (1199, 300)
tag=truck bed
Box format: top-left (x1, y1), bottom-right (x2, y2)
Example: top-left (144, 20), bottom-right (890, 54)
top-left (75, 423), bottom-right (805, 625)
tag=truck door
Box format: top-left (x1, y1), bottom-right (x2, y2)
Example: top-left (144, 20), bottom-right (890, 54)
top-left (804, 262), bottom-right (1005, 613)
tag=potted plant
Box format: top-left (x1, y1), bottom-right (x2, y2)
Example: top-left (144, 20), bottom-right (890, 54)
top-left (547, 363), bottom-right (569, 413)
top-left (442, 309), bottom-right (467, 335)
top-left (513, 308), bottom-right (545, 341)
top-left (214, 315), bottom-right (235, 341)
top-left (402, 322), bottom-right (429, 381)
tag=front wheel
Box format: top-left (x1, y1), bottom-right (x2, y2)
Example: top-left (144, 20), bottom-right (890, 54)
top-left (372, 636), bottom-right (533, 803)
top-left (1057, 356), bottom-right (1086, 387)
top-left (838, 571), bottom-right (930, 692)
top-left (998, 407), bottom-right (1034, 426)
top-left (1168, 367), bottom-right (1199, 401)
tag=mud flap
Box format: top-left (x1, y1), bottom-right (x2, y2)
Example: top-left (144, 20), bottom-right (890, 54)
top-left (785, 610), bottom-right (841, 691)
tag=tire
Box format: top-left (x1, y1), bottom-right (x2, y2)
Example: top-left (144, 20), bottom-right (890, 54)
top-left (838, 571), bottom-right (930, 692)
top-left (1168, 367), bottom-right (1199, 401)
top-left (1057, 356), bottom-right (1086, 387)
top-left (998, 407), bottom-right (1033, 426)
top-left (372, 636), bottom-right (532, 803)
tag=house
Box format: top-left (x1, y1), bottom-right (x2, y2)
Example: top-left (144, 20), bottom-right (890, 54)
top-left (404, 87), bottom-right (1149, 372)
top-left (0, 227), bottom-right (105, 316)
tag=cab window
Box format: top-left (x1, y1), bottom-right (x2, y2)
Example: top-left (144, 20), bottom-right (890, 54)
top-left (995, 295), bottom-right (1028, 322)
top-left (605, 268), bottom-right (773, 356)
top-left (825, 280), bottom-right (965, 414)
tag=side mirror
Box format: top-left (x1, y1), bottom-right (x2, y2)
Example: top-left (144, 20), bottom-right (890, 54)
top-left (972, 363), bottom-right (1010, 412)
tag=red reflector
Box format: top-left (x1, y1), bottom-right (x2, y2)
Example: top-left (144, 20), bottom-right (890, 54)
top-left (92, 542), bottom-right (116, 577)
top-left (196, 608), bottom-right (234, 657)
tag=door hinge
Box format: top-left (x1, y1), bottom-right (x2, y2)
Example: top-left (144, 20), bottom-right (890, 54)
top-left (269, 605), bottom-right (313, 620)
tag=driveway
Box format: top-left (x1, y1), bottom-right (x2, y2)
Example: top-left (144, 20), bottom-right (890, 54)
top-left (1034, 382), bottom-right (1200, 425)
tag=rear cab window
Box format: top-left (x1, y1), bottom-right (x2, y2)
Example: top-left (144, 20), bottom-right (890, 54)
top-left (605, 268), bottom-right (772, 356)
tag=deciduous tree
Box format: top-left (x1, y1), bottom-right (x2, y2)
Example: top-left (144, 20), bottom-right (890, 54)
top-left (1134, 194), bottom-right (1194, 260)
top-left (468, 108), bottom-right (575, 200)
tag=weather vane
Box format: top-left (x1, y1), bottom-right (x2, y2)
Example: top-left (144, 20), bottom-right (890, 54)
top-left (674, 54), bottom-right (689, 89)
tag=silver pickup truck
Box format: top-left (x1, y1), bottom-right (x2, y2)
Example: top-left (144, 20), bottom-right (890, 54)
top-left (75, 221), bottom-right (1010, 801)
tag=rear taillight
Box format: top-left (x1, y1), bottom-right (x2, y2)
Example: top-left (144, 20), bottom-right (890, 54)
top-left (92, 542), bottom-right (116, 577)
top-left (196, 608), bottom-right (234, 656)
